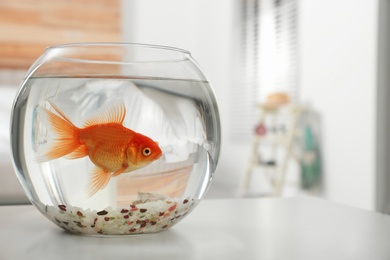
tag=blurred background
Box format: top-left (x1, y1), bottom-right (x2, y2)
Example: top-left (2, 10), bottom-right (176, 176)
top-left (1, 0), bottom-right (390, 213)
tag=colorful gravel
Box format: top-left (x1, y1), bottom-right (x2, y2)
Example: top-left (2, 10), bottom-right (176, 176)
top-left (42, 193), bottom-right (197, 235)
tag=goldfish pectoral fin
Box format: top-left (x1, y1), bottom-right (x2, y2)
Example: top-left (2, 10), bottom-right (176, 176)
top-left (111, 164), bottom-right (129, 177)
top-left (88, 167), bottom-right (111, 197)
top-left (83, 101), bottom-right (126, 126)
top-left (66, 144), bottom-right (88, 160)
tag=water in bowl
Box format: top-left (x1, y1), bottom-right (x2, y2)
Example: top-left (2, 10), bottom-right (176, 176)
top-left (11, 76), bottom-right (219, 235)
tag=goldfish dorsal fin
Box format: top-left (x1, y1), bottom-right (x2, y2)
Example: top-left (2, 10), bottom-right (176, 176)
top-left (84, 102), bottom-right (126, 126)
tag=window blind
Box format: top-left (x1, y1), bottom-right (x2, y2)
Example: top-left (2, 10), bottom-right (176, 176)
top-left (230, 0), bottom-right (260, 141)
top-left (230, 0), bottom-right (298, 141)
top-left (273, 0), bottom-right (299, 102)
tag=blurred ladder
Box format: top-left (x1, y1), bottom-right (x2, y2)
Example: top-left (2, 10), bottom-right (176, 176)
top-left (239, 104), bottom-right (302, 197)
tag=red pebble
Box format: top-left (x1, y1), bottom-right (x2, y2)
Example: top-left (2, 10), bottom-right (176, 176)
top-left (104, 217), bottom-right (110, 221)
top-left (77, 211), bottom-right (83, 217)
top-left (129, 228), bottom-right (136, 232)
top-left (121, 209), bottom-right (129, 213)
top-left (168, 204), bottom-right (177, 212)
top-left (159, 212), bottom-right (164, 216)
top-left (124, 215), bottom-right (129, 219)
top-left (130, 204), bottom-right (136, 208)
top-left (130, 207), bottom-right (139, 212)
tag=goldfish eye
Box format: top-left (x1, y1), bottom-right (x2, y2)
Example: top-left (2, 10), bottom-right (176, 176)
top-left (142, 147), bottom-right (152, 157)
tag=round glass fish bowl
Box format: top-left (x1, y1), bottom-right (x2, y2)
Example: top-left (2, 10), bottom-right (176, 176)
top-left (10, 43), bottom-right (221, 236)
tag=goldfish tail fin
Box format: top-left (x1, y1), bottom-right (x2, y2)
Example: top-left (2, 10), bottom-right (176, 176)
top-left (66, 144), bottom-right (88, 159)
top-left (35, 104), bottom-right (81, 162)
top-left (88, 167), bottom-right (111, 197)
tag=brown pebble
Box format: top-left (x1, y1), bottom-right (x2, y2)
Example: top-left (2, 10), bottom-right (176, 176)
top-left (162, 225), bottom-right (168, 229)
top-left (140, 222), bottom-right (147, 228)
top-left (183, 199), bottom-right (189, 204)
top-left (140, 208), bottom-right (147, 213)
top-left (97, 210), bottom-right (108, 215)
top-left (58, 205), bottom-right (67, 211)
top-left (129, 228), bottom-right (136, 232)
top-left (104, 217), bottom-right (110, 221)
top-left (124, 215), bottom-right (129, 219)
top-left (159, 212), bottom-right (164, 216)
top-left (151, 221), bottom-right (157, 225)
top-left (77, 211), bottom-right (83, 217)
top-left (121, 209), bottom-right (129, 213)
top-left (77, 223), bottom-right (86, 228)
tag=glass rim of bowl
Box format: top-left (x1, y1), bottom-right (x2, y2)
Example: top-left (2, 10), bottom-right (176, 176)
top-left (44, 42), bottom-right (192, 64)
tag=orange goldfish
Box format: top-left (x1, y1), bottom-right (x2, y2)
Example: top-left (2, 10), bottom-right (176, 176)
top-left (36, 101), bottom-right (162, 196)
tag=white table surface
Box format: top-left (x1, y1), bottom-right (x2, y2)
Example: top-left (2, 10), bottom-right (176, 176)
top-left (1, 197), bottom-right (390, 260)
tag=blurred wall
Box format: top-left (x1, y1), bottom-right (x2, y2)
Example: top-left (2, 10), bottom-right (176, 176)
top-left (0, 0), bottom-right (120, 69)
top-left (299, 0), bottom-right (378, 210)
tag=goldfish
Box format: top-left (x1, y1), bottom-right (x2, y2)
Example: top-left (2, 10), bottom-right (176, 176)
top-left (36, 100), bottom-right (162, 196)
